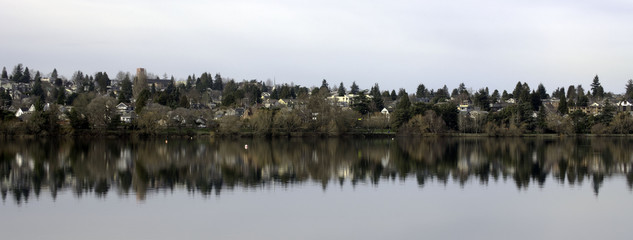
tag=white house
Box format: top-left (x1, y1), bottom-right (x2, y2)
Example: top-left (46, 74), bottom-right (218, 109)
top-left (327, 93), bottom-right (365, 107)
top-left (116, 102), bottom-right (131, 113)
top-left (380, 108), bottom-right (390, 116)
top-left (15, 107), bottom-right (30, 118)
top-left (617, 100), bottom-right (633, 112)
top-left (120, 112), bottom-right (137, 123)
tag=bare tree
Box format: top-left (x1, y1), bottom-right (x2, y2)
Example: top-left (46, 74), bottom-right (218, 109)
top-left (133, 68), bottom-right (148, 99)
top-left (86, 96), bottom-right (117, 130)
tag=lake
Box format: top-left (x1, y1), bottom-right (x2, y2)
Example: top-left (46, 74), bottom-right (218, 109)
top-left (2, 137), bottom-right (633, 239)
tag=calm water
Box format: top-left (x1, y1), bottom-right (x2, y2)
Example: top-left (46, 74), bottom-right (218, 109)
top-left (2, 137), bottom-right (633, 239)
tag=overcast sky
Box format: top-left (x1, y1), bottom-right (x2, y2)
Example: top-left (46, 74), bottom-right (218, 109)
top-left (1, 0), bottom-right (632, 93)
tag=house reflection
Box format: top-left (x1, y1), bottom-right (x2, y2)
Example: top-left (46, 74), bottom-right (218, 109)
top-left (2, 137), bottom-right (633, 205)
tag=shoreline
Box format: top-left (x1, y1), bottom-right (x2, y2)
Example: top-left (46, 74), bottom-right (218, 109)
top-left (2, 129), bottom-right (633, 140)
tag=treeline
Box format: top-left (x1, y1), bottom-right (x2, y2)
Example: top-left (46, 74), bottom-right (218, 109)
top-left (2, 63), bottom-right (633, 137)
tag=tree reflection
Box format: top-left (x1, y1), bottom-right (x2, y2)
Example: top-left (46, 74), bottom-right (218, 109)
top-left (2, 137), bottom-right (633, 204)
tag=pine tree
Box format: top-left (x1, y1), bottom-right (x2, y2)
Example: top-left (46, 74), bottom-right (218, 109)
top-left (1, 67), bottom-right (7, 79)
top-left (95, 72), bottom-right (110, 94)
top-left (51, 68), bottom-right (58, 81)
top-left (502, 90), bottom-right (509, 100)
top-left (536, 83), bottom-right (548, 99)
top-left (370, 83), bottom-right (384, 111)
top-left (491, 89), bottom-right (500, 103)
top-left (590, 75), bottom-right (604, 99)
top-left (473, 89), bottom-right (490, 111)
top-left (416, 84), bottom-right (427, 98)
top-left (558, 93), bottom-right (568, 114)
top-left (320, 79), bottom-right (329, 92)
top-left (458, 83), bottom-right (466, 94)
top-left (512, 81), bottom-right (523, 100)
top-left (56, 86), bottom-right (66, 104)
top-left (391, 90), bottom-right (411, 129)
top-left (213, 73), bottom-right (223, 90)
top-left (625, 79), bottom-right (633, 99)
top-left (566, 85), bottom-right (576, 105)
top-left (31, 77), bottom-right (45, 101)
top-left (337, 82), bottom-right (346, 96)
top-left (350, 81), bottom-right (359, 94)
top-left (351, 91), bottom-right (370, 115)
top-left (34, 71), bottom-right (41, 82)
top-left (22, 67), bottom-right (31, 83)
top-left (11, 64), bottom-right (23, 81)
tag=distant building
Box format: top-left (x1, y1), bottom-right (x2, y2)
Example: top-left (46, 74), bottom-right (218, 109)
top-left (15, 107), bottom-right (31, 118)
top-left (147, 78), bottom-right (172, 91)
top-left (617, 100), bottom-right (633, 112)
top-left (569, 102), bottom-right (603, 116)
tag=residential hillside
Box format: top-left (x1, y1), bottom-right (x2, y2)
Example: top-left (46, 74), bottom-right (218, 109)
top-left (1, 64), bottom-right (633, 136)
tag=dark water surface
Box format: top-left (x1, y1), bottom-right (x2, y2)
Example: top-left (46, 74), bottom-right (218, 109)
top-left (2, 137), bottom-right (633, 239)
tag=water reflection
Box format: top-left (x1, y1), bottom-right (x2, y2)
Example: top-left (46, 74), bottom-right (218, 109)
top-left (2, 137), bottom-right (633, 205)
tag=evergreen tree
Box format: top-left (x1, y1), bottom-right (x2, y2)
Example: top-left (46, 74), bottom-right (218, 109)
top-left (596, 99), bottom-right (615, 125)
top-left (391, 90), bottom-right (411, 129)
top-left (491, 89), bottom-right (500, 103)
top-left (350, 81), bottom-right (359, 94)
top-left (179, 95), bottom-right (190, 108)
top-left (435, 85), bottom-right (449, 100)
top-left (390, 90), bottom-right (397, 100)
top-left (31, 77), bottom-right (45, 101)
top-left (0, 88), bottom-right (12, 106)
top-left (530, 91), bottom-right (542, 110)
top-left (577, 85), bottom-right (588, 106)
top-left (186, 75), bottom-right (194, 90)
top-left (11, 64), bottom-right (23, 82)
top-left (473, 89), bottom-right (490, 111)
top-left (222, 80), bottom-right (238, 106)
top-left (451, 88), bottom-right (459, 98)
top-left (56, 86), bottom-right (66, 104)
top-left (34, 71), bottom-right (41, 82)
top-left (512, 81), bottom-right (523, 100)
top-left (213, 73), bottom-right (223, 90)
top-left (51, 68), bottom-right (58, 82)
top-left (1, 67), bottom-right (7, 79)
top-left (416, 84), bottom-right (428, 98)
top-left (320, 79), bottom-right (329, 92)
top-left (558, 93), bottom-right (568, 114)
top-left (501, 90), bottom-right (509, 100)
top-left (536, 83), bottom-right (548, 99)
top-left (337, 82), bottom-right (346, 96)
top-left (351, 91), bottom-right (370, 115)
top-left (22, 67), bottom-right (31, 83)
top-left (88, 77), bottom-right (96, 92)
top-left (197, 72), bottom-right (213, 92)
top-left (577, 85), bottom-right (585, 98)
top-left (590, 75), bottom-right (604, 99)
top-left (118, 75), bottom-right (133, 103)
top-left (626, 79), bottom-right (633, 99)
top-left (457, 83), bottom-right (466, 94)
top-left (566, 85), bottom-right (577, 105)
top-left (370, 83), bottom-right (384, 111)
top-left (95, 72), bottom-right (110, 94)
